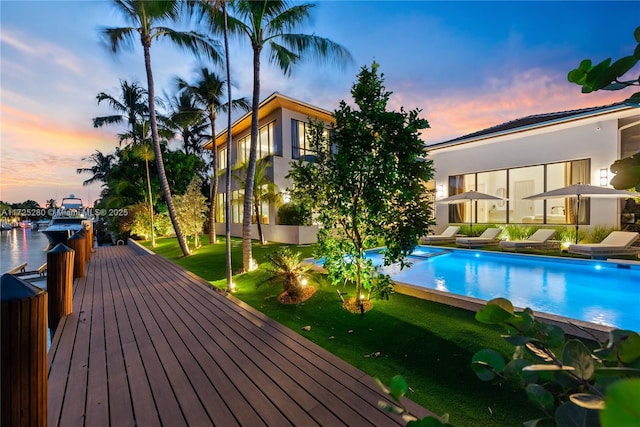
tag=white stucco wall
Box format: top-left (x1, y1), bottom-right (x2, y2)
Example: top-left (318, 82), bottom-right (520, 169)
top-left (427, 111), bottom-right (630, 234)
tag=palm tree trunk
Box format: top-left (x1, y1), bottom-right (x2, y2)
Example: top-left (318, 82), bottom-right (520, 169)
top-left (142, 38), bottom-right (190, 257)
top-left (254, 201), bottom-right (265, 245)
top-left (145, 158), bottom-right (155, 247)
top-left (242, 46), bottom-right (262, 271)
top-left (208, 106), bottom-right (217, 245)
top-left (223, 0), bottom-right (233, 290)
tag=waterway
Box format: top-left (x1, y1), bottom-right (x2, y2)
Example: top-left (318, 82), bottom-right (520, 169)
top-left (1, 227), bottom-right (50, 274)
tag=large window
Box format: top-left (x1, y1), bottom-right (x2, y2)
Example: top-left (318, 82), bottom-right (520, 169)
top-left (292, 119), bottom-right (328, 160)
top-left (231, 189), bottom-right (244, 224)
top-left (216, 193), bottom-right (225, 223)
top-left (217, 145), bottom-right (227, 170)
top-left (237, 122), bottom-right (278, 164)
top-left (448, 159), bottom-right (590, 225)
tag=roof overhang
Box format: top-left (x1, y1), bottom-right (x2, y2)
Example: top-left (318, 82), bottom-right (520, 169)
top-left (203, 92), bottom-right (334, 150)
top-left (427, 103), bottom-right (637, 152)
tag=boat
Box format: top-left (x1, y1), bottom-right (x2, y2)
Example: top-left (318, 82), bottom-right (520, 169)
top-left (34, 219), bottom-right (50, 230)
top-left (1, 222), bottom-right (11, 231)
top-left (42, 196), bottom-right (92, 246)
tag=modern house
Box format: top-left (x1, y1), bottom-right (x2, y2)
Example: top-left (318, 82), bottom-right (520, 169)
top-left (426, 102), bottom-right (640, 235)
top-left (206, 92), bottom-right (639, 243)
top-left (203, 92), bottom-right (333, 244)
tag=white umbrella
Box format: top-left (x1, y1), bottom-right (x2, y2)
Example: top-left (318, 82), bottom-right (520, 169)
top-left (524, 183), bottom-right (637, 243)
top-left (437, 190), bottom-right (505, 234)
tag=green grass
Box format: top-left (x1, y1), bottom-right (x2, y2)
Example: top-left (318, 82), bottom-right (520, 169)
top-left (141, 236), bottom-right (543, 426)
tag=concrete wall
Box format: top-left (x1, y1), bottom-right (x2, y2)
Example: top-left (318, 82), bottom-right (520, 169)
top-left (215, 223), bottom-right (318, 245)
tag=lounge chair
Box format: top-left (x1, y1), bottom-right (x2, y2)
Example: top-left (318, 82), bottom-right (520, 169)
top-left (499, 229), bottom-right (557, 252)
top-left (455, 228), bottom-right (502, 248)
top-left (420, 226), bottom-right (460, 244)
top-left (567, 231), bottom-right (640, 259)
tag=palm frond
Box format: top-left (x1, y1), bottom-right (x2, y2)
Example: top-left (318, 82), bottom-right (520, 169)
top-left (278, 33), bottom-right (353, 69)
top-left (100, 26), bottom-right (137, 53)
top-left (156, 28), bottom-right (223, 64)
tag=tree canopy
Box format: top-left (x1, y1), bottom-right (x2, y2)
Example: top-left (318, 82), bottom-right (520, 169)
top-left (288, 62), bottom-right (434, 309)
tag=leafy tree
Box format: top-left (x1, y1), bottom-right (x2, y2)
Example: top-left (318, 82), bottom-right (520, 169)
top-left (568, 26), bottom-right (640, 191)
top-left (131, 140), bottom-right (156, 247)
top-left (175, 66), bottom-right (250, 245)
top-left (174, 176), bottom-right (207, 250)
top-left (220, 0), bottom-right (352, 271)
top-left (472, 298), bottom-right (640, 427)
top-left (232, 157), bottom-right (282, 245)
top-left (288, 62), bottom-right (434, 311)
top-left (101, 0), bottom-right (221, 257)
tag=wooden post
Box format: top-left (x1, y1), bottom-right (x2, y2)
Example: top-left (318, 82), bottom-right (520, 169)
top-left (47, 243), bottom-right (75, 330)
top-left (79, 228), bottom-right (90, 263)
top-left (1, 274), bottom-right (48, 427)
top-left (82, 222), bottom-right (93, 260)
top-left (66, 231), bottom-right (86, 278)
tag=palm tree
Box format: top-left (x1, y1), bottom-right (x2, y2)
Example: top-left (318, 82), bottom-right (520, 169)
top-left (176, 67), bottom-right (250, 245)
top-left (92, 80), bottom-right (148, 146)
top-left (101, 0), bottom-right (221, 257)
top-left (77, 150), bottom-right (116, 187)
top-left (161, 90), bottom-right (209, 156)
top-left (232, 157), bottom-right (282, 245)
top-left (224, 0), bottom-right (352, 271)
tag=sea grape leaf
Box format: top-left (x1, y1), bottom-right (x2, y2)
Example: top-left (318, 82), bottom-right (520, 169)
top-left (555, 401), bottom-right (600, 427)
top-left (504, 359), bottom-right (537, 387)
top-left (475, 303), bottom-right (514, 324)
top-left (472, 349), bottom-right (505, 381)
top-left (569, 393), bottom-right (605, 410)
top-left (600, 379), bottom-right (640, 427)
top-left (562, 339), bottom-right (595, 380)
top-left (389, 375), bottom-right (408, 401)
top-left (525, 341), bottom-right (556, 362)
top-left (526, 384), bottom-right (555, 413)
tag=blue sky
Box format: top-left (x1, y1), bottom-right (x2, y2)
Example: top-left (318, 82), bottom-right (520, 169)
top-left (1, 0), bottom-right (639, 206)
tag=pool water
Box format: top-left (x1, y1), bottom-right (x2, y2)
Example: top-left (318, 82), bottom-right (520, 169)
top-left (327, 247), bottom-right (640, 331)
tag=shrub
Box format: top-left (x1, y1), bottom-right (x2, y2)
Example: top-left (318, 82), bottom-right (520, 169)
top-left (277, 202), bottom-right (311, 225)
top-left (472, 298), bottom-right (640, 427)
top-left (265, 247), bottom-right (312, 299)
top-left (588, 225), bottom-right (616, 243)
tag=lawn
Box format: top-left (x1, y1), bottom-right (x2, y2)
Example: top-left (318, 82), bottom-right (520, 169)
top-left (142, 236), bottom-right (543, 426)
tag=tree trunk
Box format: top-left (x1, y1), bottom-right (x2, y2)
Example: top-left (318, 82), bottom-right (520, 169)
top-left (242, 45), bottom-right (262, 271)
top-left (208, 106), bottom-right (217, 244)
top-left (254, 201), bottom-right (265, 245)
top-left (142, 39), bottom-right (189, 257)
top-left (223, 1), bottom-right (233, 290)
top-left (145, 158), bottom-right (155, 247)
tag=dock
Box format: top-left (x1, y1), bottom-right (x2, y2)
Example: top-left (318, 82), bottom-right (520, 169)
top-left (47, 244), bottom-right (431, 426)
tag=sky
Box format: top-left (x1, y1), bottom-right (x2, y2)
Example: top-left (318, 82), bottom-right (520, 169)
top-left (1, 0), bottom-right (639, 207)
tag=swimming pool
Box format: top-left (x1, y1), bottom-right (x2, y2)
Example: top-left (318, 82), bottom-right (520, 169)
top-left (324, 247), bottom-right (640, 331)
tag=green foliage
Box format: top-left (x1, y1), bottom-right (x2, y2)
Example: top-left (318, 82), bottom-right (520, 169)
top-left (472, 298), bottom-right (640, 426)
top-left (502, 225), bottom-right (540, 241)
top-left (567, 26), bottom-right (640, 105)
top-left (587, 225), bottom-right (616, 243)
top-left (264, 247), bottom-right (312, 299)
top-left (375, 375), bottom-right (453, 426)
top-left (130, 202), bottom-right (153, 240)
top-left (174, 177), bottom-right (207, 250)
top-left (568, 26), bottom-right (640, 192)
top-left (288, 62), bottom-right (434, 306)
top-left (277, 202), bottom-right (311, 225)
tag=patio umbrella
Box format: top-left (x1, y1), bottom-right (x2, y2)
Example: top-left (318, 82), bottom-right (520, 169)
top-left (437, 190), bottom-right (505, 234)
top-left (524, 183), bottom-right (637, 243)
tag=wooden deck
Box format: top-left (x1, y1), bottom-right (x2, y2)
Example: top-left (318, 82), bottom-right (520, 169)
top-left (47, 244), bottom-right (431, 426)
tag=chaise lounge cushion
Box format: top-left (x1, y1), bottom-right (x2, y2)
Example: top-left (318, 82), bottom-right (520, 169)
top-left (499, 229), bottom-right (556, 251)
top-left (567, 231), bottom-right (640, 258)
top-left (455, 228), bottom-right (502, 248)
top-left (420, 226), bottom-right (460, 244)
